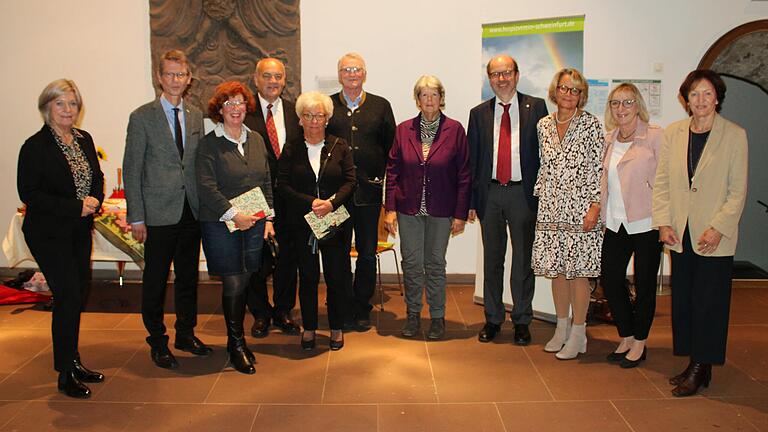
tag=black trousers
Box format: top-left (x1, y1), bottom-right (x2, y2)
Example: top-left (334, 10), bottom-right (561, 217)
top-left (670, 226), bottom-right (733, 365)
top-left (348, 203), bottom-right (380, 318)
top-left (25, 221), bottom-right (92, 372)
top-left (480, 183), bottom-right (537, 325)
top-left (246, 221), bottom-right (298, 319)
top-left (294, 224), bottom-right (352, 331)
top-left (601, 225), bottom-right (662, 340)
top-left (141, 199), bottom-right (201, 348)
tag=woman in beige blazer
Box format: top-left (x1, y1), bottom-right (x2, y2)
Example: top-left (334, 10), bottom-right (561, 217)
top-left (652, 69), bottom-right (748, 397)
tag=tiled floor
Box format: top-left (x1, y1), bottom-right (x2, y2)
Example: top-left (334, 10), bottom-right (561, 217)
top-left (1, 280), bottom-right (767, 431)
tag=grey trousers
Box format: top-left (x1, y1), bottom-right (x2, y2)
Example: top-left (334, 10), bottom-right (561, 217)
top-left (480, 183), bottom-right (536, 325)
top-left (397, 213), bottom-right (452, 318)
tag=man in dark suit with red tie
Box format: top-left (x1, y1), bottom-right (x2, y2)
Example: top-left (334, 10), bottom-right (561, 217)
top-left (468, 55), bottom-right (548, 345)
top-left (243, 57), bottom-right (302, 336)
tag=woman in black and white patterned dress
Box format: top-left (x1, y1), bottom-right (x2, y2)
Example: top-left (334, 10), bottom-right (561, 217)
top-left (533, 68), bottom-right (605, 360)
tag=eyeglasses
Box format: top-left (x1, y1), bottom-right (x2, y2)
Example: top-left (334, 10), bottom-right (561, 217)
top-left (489, 69), bottom-right (517, 80)
top-left (339, 66), bottom-right (364, 75)
top-left (161, 71), bottom-right (190, 80)
top-left (556, 85), bottom-right (582, 96)
top-left (609, 99), bottom-right (636, 108)
top-left (260, 72), bottom-right (284, 81)
top-left (302, 112), bottom-right (327, 122)
top-left (222, 100), bottom-right (246, 108)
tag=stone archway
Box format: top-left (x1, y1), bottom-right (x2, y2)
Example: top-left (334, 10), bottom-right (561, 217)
top-left (698, 19), bottom-right (768, 94)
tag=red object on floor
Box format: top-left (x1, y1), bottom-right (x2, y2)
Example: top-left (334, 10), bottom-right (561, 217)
top-left (0, 284), bottom-right (51, 305)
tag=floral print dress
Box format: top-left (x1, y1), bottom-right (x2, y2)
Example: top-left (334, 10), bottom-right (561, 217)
top-left (532, 111), bottom-right (605, 279)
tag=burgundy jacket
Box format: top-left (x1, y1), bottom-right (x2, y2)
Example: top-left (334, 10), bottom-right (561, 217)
top-left (385, 113), bottom-right (471, 219)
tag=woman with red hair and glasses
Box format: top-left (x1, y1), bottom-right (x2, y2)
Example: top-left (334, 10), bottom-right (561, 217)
top-left (196, 81), bottom-right (275, 374)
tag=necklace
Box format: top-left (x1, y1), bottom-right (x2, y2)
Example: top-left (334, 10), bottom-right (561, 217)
top-left (618, 127), bottom-right (637, 141)
top-left (555, 110), bottom-right (577, 124)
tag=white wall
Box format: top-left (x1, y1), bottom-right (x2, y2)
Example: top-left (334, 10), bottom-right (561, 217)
top-left (1, 0), bottom-right (766, 273)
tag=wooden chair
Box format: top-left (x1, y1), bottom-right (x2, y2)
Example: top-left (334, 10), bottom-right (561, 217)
top-left (350, 206), bottom-right (403, 311)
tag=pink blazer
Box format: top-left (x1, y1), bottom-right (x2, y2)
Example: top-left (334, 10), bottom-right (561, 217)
top-left (600, 121), bottom-right (662, 223)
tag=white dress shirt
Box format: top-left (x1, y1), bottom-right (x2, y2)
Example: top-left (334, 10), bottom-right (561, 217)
top-left (306, 140), bottom-right (325, 178)
top-left (258, 94), bottom-right (286, 152)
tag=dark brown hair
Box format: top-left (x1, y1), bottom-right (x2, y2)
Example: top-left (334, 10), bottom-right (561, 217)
top-left (679, 69), bottom-right (726, 114)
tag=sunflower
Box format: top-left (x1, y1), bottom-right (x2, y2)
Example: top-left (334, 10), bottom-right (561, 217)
top-left (96, 147), bottom-right (107, 161)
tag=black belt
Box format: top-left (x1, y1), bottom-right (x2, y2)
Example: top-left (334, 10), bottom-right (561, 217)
top-left (491, 179), bottom-right (522, 186)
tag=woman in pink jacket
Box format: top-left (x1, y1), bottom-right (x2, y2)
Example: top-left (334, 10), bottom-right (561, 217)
top-left (599, 84), bottom-right (663, 369)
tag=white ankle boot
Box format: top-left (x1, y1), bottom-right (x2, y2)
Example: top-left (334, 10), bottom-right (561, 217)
top-left (544, 317), bottom-right (571, 352)
top-left (556, 323), bottom-right (586, 360)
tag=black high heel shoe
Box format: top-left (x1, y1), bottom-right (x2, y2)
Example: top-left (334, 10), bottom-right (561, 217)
top-left (58, 370), bottom-right (91, 399)
top-left (619, 347), bottom-right (647, 369)
top-left (669, 360), bottom-right (694, 386)
top-left (301, 331), bottom-right (316, 351)
top-left (72, 356), bottom-right (104, 383)
top-left (606, 350), bottom-right (629, 363)
top-left (329, 331), bottom-right (344, 351)
top-left (672, 362), bottom-right (711, 397)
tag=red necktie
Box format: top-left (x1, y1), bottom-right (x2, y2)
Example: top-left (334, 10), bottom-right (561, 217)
top-left (496, 103), bottom-right (511, 184)
top-left (266, 104), bottom-right (280, 158)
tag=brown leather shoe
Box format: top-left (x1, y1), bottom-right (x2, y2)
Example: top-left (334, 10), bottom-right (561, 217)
top-left (671, 363), bottom-right (711, 397)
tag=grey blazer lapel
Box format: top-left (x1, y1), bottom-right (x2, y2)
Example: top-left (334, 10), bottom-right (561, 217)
top-left (151, 100), bottom-right (181, 161)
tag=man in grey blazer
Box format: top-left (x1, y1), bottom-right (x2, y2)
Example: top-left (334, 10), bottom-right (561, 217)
top-left (468, 55), bottom-right (548, 345)
top-left (123, 49), bottom-right (210, 369)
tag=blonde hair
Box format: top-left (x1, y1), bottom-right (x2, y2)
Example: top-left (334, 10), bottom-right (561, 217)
top-left (547, 68), bottom-right (589, 109)
top-left (604, 83), bottom-right (650, 131)
top-left (413, 75), bottom-right (446, 110)
top-left (38, 79), bottom-right (83, 125)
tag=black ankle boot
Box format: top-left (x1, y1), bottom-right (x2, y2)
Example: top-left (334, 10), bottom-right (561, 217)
top-left (227, 337), bottom-right (256, 375)
top-left (223, 293), bottom-right (255, 375)
top-left (669, 360), bottom-right (695, 386)
top-left (672, 362), bottom-right (711, 397)
top-left (73, 356), bottom-right (104, 383)
top-left (58, 369), bottom-right (91, 399)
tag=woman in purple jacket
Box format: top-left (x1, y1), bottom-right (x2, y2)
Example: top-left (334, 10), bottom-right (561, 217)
top-left (384, 75), bottom-right (471, 340)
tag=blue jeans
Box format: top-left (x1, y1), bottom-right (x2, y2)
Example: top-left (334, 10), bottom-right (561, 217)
top-left (201, 220), bottom-right (265, 276)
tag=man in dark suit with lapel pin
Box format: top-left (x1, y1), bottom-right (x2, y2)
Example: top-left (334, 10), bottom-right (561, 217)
top-left (468, 55), bottom-right (548, 345)
top-left (243, 57), bottom-right (302, 337)
top-left (123, 49), bottom-right (211, 369)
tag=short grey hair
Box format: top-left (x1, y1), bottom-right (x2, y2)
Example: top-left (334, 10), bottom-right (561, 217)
top-left (38, 79), bottom-right (83, 125)
top-left (413, 75), bottom-right (446, 110)
top-left (295, 91), bottom-right (334, 119)
top-left (337, 52), bottom-right (366, 71)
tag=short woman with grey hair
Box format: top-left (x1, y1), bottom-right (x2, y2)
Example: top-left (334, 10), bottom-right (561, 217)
top-left (277, 91), bottom-right (355, 351)
top-left (17, 79), bottom-right (105, 398)
top-left (533, 68), bottom-right (605, 360)
top-left (384, 75), bottom-right (471, 340)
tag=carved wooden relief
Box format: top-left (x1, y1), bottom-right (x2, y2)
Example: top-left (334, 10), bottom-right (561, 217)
top-left (149, 0), bottom-right (301, 113)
